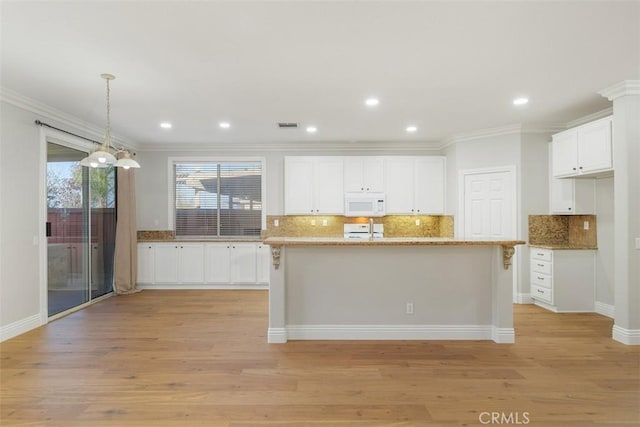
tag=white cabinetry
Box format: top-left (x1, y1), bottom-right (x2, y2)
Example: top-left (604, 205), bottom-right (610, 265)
top-left (343, 157), bottom-right (384, 192)
top-left (151, 243), bottom-right (204, 285)
top-left (530, 247), bottom-right (595, 312)
top-left (552, 116), bottom-right (613, 178)
top-left (138, 242), bottom-right (268, 288)
top-left (285, 157), bottom-right (344, 214)
top-left (256, 244), bottom-right (271, 284)
top-left (137, 244), bottom-right (155, 284)
top-left (384, 156), bottom-right (445, 214)
top-left (229, 243), bottom-right (257, 284)
top-left (549, 145), bottom-right (595, 214)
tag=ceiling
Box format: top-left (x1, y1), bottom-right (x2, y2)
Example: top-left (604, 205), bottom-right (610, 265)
top-left (2, 1), bottom-right (639, 148)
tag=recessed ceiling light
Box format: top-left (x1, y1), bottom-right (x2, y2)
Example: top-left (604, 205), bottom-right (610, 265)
top-left (219, 122), bottom-right (231, 129)
top-left (406, 126), bottom-right (418, 133)
top-left (365, 97), bottom-right (379, 107)
top-left (160, 122), bottom-right (172, 129)
top-left (513, 97), bottom-right (529, 106)
top-left (306, 126), bottom-right (317, 133)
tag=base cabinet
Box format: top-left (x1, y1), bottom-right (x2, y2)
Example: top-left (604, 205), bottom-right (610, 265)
top-left (530, 247), bottom-right (595, 312)
top-left (138, 242), bottom-right (268, 288)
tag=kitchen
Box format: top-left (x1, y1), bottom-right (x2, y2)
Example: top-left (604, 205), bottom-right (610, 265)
top-left (2, 4), bottom-right (638, 343)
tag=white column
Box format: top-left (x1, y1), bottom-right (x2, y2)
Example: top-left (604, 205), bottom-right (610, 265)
top-left (599, 81), bottom-right (640, 345)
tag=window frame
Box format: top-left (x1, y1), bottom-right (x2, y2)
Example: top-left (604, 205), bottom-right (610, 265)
top-left (168, 156), bottom-right (266, 238)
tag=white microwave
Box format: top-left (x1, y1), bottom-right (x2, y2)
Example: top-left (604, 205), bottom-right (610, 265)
top-left (344, 192), bottom-right (386, 217)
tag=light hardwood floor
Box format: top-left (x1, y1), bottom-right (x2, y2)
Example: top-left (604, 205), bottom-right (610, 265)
top-left (1, 290), bottom-right (639, 426)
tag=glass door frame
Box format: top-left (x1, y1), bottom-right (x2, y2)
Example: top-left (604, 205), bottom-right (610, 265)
top-left (39, 127), bottom-right (115, 322)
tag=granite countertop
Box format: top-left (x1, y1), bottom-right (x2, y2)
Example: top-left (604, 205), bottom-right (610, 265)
top-left (138, 238), bottom-right (263, 243)
top-left (529, 244), bottom-right (597, 250)
top-left (263, 237), bottom-right (526, 246)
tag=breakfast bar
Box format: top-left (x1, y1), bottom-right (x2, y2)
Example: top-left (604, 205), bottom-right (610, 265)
top-left (263, 237), bottom-right (525, 344)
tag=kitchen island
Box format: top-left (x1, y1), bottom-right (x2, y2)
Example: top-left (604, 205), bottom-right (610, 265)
top-left (263, 237), bottom-right (525, 344)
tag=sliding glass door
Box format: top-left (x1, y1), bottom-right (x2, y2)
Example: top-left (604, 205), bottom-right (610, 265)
top-left (46, 142), bottom-right (116, 316)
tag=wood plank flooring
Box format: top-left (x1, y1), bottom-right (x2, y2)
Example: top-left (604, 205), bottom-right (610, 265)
top-left (1, 290), bottom-right (639, 426)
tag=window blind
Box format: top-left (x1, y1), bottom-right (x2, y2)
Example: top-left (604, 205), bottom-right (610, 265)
top-left (174, 161), bottom-right (262, 237)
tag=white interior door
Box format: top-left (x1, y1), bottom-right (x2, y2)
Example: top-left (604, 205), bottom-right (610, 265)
top-left (463, 171), bottom-right (514, 239)
top-left (462, 168), bottom-right (517, 302)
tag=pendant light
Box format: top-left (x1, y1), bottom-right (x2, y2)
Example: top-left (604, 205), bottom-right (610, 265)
top-left (80, 74), bottom-right (140, 169)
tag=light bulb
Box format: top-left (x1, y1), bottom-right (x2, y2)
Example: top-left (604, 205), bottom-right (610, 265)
top-left (90, 161), bottom-right (98, 168)
top-left (98, 156), bottom-right (107, 163)
top-left (123, 165), bottom-right (130, 170)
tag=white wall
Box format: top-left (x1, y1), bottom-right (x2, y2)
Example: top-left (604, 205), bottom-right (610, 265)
top-left (1, 102), bottom-right (45, 330)
top-left (595, 177), bottom-right (614, 308)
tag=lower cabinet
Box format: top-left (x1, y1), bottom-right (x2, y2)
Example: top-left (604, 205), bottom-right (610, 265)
top-left (138, 242), bottom-right (269, 288)
top-left (530, 247), bottom-right (595, 312)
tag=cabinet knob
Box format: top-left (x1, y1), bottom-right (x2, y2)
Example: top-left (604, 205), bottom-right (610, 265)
top-left (579, 166), bottom-right (583, 170)
top-left (366, 187), bottom-right (370, 191)
top-left (411, 209), bottom-right (414, 212)
top-left (148, 246), bottom-right (152, 249)
top-left (572, 167), bottom-right (577, 170)
top-left (361, 187), bottom-right (364, 191)
top-left (568, 207), bottom-right (572, 211)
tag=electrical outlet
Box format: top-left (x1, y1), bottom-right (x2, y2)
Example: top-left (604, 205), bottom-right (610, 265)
top-left (415, 219), bottom-right (420, 226)
top-left (274, 219), bottom-right (279, 227)
top-left (322, 219), bottom-right (328, 226)
top-left (583, 221), bottom-right (589, 230)
top-left (406, 302), bottom-right (414, 315)
top-left (311, 219), bottom-right (316, 226)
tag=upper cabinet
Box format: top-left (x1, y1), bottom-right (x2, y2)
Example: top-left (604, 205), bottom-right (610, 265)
top-left (343, 157), bottom-right (384, 192)
top-left (284, 156), bottom-right (344, 215)
top-left (552, 116), bottom-right (613, 178)
top-left (384, 156), bottom-right (446, 214)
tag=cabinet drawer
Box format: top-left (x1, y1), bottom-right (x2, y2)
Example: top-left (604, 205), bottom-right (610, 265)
top-left (531, 284), bottom-right (553, 304)
top-left (530, 271), bottom-right (553, 289)
top-left (531, 248), bottom-right (552, 262)
top-left (531, 259), bottom-right (552, 275)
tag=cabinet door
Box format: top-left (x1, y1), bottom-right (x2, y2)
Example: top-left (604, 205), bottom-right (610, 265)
top-left (552, 130), bottom-right (578, 177)
top-left (384, 157), bottom-right (414, 214)
top-left (344, 157), bottom-right (365, 192)
top-left (153, 244), bottom-right (179, 284)
top-left (178, 244), bottom-right (204, 284)
top-left (137, 244), bottom-right (155, 284)
top-left (204, 243), bottom-right (231, 283)
top-left (256, 244), bottom-right (271, 284)
top-left (413, 157), bottom-right (445, 214)
top-left (578, 118), bottom-right (612, 174)
top-left (314, 158), bottom-right (344, 214)
top-left (284, 157), bottom-right (315, 214)
top-left (230, 243), bottom-right (257, 284)
top-left (549, 176), bottom-right (574, 214)
top-left (363, 157), bottom-right (385, 192)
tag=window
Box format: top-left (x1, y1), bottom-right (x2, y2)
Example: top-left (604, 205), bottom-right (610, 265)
top-left (173, 161), bottom-right (262, 237)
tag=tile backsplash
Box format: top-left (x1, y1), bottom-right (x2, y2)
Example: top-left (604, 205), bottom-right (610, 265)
top-left (262, 215), bottom-right (454, 238)
top-left (528, 215), bottom-right (597, 248)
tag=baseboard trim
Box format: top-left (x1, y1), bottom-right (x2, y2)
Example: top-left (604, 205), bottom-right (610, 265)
top-left (595, 301), bottom-right (615, 318)
top-left (284, 324), bottom-right (508, 342)
top-left (0, 314), bottom-right (42, 342)
top-left (138, 284), bottom-right (268, 290)
top-left (516, 293), bottom-right (532, 304)
top-left (268, 327), bottom-right (287, 343)
top-left (612, 325), bottom-right (640, 345)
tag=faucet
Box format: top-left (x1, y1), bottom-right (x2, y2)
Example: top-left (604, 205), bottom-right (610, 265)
top-left (369, 217), bottom-right (374, 239)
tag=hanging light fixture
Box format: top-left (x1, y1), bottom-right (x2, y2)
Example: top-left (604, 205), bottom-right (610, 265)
top-left (80, 74), bottom-right (140, 169)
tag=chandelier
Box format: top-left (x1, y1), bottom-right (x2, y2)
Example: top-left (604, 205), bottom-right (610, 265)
top-left (80, 74), bottom-right (140, 169)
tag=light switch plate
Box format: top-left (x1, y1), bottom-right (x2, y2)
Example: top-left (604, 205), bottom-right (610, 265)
top-left (274, 219), bottom-right (279, 227)
top-left (583, 221), bottom-right (589, 230)
top-left (322, 219), bottom-right (328, 226)
top-left (311, 219), bottom-right (316, 226)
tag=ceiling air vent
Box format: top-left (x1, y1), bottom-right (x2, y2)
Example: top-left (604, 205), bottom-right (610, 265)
top-left (278, 122), bottom-right (298, 129)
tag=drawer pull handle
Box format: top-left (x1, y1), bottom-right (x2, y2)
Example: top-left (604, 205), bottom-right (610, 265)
top-left (537, 264), bottom-right (544, 267)
top-left (537, 289), bottom-right (544, 293)
top-left (537, 276), bottom-right (545, 280)
top-left (537, 253), bottom-right (544, 256)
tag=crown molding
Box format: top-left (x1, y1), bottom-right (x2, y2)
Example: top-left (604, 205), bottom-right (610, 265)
top-left (439, 123), bottom-right (565, 149)
top-left (598, 80), bottom-right (640, 101)
top-left (0, 86), bottom-right (139, 150)
top-left (566, 107), bottom-right (613, 128)
top-left (136, 139), bottom-right (444, 153)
